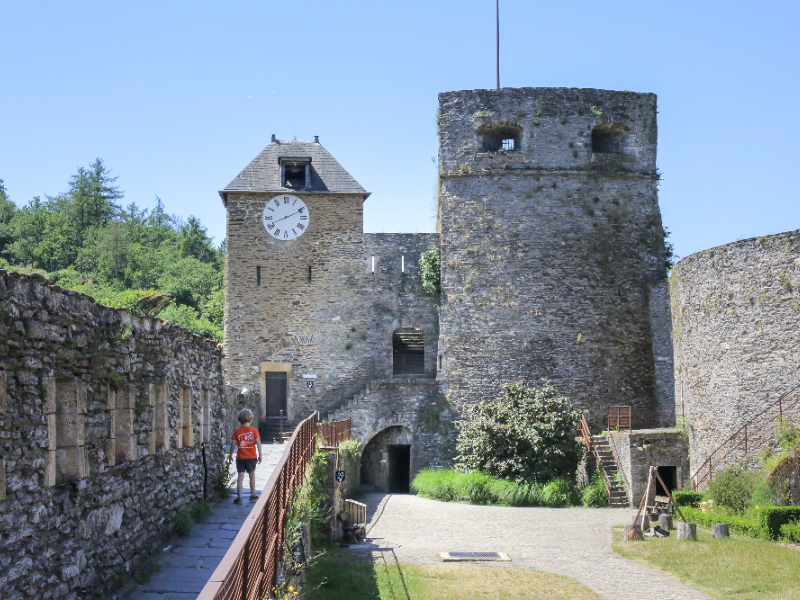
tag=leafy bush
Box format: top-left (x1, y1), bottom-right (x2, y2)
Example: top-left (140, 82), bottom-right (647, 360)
top-left (678, 507), bottom-right (759, 538)
top-left (758, 506), bottom-right (800, 540)
top-left (672, 491), bottom-right (703, 508)
top-left (174, 500), bottom-right (212, 535)
top-left (455, 381), bottom-right (582, 484)
top-left (708, 465), bottom-right (759, 514)
top-left (780, 523), bottom-right (800, 542)
top-left (411, 468), bottom-right (577, 507)
top-left (581, 473), bottom-right (608, 508)
top-left (418, 247), bottom-right (440, 295)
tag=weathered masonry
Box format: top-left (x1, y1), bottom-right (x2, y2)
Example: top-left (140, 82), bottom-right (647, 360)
top-left (221, 87), bottom-right (675, 491)
top-left (670, 230), bottom-right (800, 487)
top-left (0, 270), bottom-right (238, 600)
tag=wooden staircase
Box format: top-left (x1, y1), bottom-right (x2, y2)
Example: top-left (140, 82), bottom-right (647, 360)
top-left (591, 434), bottom-right (629, 508)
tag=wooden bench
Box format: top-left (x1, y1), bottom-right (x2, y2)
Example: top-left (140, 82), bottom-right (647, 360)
top-left (340, 499), bottom-right (367, 543)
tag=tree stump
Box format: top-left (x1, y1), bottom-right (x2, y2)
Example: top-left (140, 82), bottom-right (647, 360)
top-left (712, 523), bottom-right (729, 539)
top-left (677, 522), bottom-right (697, 540)
top-left (658, 514), bottom-right (673, 530)
top-left (624, 524), bottom-right (643, 541)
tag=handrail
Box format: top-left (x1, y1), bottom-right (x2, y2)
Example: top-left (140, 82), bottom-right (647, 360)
top-left (579, 415), bottom-right (612, 505)
top-left (607, 430), bottom-right (631, 494)
top-left (691, 379), bottom-right (800, 491)
top-left (197, 411), bottom-right (319, 600)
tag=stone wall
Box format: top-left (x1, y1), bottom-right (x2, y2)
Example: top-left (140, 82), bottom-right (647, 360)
top-left (0, 270), bottom-right (232, 600)
top-left (670, 230), bottom-right (800, 483)
top-left (437, 87), bottom-right (672, 430)
top-left (364, 233), bottom-right (440, 380)
top-left (610, 430), bottom-right (689, 506)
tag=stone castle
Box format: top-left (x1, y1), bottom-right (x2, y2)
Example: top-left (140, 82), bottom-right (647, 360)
top-left (221, 86), bottom-right (675, 491)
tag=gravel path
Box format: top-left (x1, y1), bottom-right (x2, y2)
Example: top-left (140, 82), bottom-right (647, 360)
top-left (343, 493), bottom-right (711, 600)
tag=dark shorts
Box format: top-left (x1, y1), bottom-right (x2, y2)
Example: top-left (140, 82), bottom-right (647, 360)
top-left (236, 458), bottom-right (257, 473)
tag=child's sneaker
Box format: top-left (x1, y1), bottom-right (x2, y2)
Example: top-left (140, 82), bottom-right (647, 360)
top-left (249, 494), bottom-right (259, 502)
top-left (233, 497), bottom-right (243, 505)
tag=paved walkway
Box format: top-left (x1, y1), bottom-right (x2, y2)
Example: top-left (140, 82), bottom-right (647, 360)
top-left (345, 493), bottom-right (711, 600)
top-left (126, 443), bottom-right (286, 600)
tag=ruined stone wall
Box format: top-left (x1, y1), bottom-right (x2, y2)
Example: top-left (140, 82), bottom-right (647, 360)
top-left (610, 430), bottom-right (689, 506)
top-left (364, 233), bottom-right (440, 380)
top-left (223, 192), bottom-right (372, 422)
top-left (437, 87), bottom-right (671, 430)
top-left (0, 270), bottom-right (231, 600)
top-left (670, 230), bottom-right (800, 483)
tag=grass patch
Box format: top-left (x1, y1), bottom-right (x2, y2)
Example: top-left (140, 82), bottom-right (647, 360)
top-left (174, 500), bottom-right (213, 536)
top-left (411, 468), bottom-right (580, 507)
top-left (305, 547), bottom-right (600, 599)
top-left (612, 527), bottom-right (800, 599)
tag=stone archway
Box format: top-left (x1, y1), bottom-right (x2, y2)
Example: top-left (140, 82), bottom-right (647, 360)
top-left (360, 426), bottom-right (413, 493)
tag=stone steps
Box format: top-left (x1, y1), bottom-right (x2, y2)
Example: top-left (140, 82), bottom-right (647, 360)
top-left (589, 435), bottom-right (629, 507)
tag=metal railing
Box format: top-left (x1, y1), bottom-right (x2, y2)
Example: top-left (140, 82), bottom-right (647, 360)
top-left (607, 406), bottom-right (632, 431)
top-left (579, 415), bottom-right (612, 505)
top-left (197, 412), bottom-right (319, 600)
top-left (691, 381), bottom-right (800, 491)
top-left (317, 418), bottom-right (352, 448)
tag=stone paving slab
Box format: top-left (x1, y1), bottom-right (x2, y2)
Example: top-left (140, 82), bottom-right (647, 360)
top-left (345, 493), bottom-right (712, 600)
top-left (121, 443), bottom-right (286, 600)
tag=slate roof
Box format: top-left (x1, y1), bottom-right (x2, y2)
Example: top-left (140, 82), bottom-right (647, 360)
top-left (220, 139), bottom-right (369, 205)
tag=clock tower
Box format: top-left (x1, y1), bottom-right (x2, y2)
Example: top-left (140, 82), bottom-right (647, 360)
top-left (220, 137), bottom-right (370, 429)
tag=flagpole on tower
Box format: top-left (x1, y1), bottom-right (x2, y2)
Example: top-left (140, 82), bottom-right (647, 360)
top-left (496, 0), bottom-right (500, 90)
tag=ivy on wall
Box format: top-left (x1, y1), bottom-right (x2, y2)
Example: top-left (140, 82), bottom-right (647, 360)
top-left (419, 247), bottom-right (440, 296)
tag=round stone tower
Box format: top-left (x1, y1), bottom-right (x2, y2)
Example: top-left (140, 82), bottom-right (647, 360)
top-left (437, 87), bottom-right (673, 429)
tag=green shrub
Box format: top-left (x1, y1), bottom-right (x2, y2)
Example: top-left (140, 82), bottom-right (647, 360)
top-left (708, 465), bottom-right (758, 514)
top-left (581, 473), bottom-right (608, 508)
top-left (780, 523), bottom-right (800, 542)
top-left (678, 507), bottom-right (759, 538)
top-left (541, 477), bottom-right (579, 507)
top-left (456, 381), bottom-right (582, 484)
top-left (174, 500), bottom-right (212, 536)
top-left (758, 506), bottom-right (800, 540)
top-left (418, 247), bottom-right (440, 295)
top-left (672, 491), bottom-right (703, 508)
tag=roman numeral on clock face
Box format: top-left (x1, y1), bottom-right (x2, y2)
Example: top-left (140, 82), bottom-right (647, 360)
top-left (273, 228), bottom-right (281, 236)
top-left (296, 223), bottom-right (305, 230)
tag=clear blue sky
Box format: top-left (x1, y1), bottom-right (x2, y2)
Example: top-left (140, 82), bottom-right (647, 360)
top-left (2, 1), bottom-right (798, 261)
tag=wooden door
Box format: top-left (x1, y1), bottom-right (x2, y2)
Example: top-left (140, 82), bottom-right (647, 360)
top-left (264, 371), bottom-right (287, 418)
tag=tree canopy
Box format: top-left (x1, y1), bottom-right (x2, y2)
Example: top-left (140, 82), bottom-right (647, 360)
top-left (0, 160), bottom-right (224, 340)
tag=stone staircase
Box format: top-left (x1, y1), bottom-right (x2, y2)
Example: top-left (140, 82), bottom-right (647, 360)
top-left (591, 435), bottom-right (629, 508)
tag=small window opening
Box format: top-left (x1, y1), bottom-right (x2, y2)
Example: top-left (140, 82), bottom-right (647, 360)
top-left (284, 163), bottom-right (306, 188)
top-left (477, 120), bottom-right (522, 152)
top-left (401, 255), bottom-right (405, 273)
top-left (591, 122), bottom-right (630, 154)
top-left (180, 386), bottom-right (193, 448)
top-left (257, 266), bottom-right (261, 286)
top-left (393, 327), bottom-right (425, 375)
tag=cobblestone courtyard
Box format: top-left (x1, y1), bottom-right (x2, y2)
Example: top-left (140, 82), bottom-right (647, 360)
top-left (344, 493), bottom-right (711, 600)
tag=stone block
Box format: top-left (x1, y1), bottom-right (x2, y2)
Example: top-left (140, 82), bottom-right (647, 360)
top-left (43, 377), bottom-right (56, 414)
top-left (0, 372), bottom-right (6, 413)
top-left (0, 459), bottom-right (6, 501)
top-left (43, 450), bottom-right (56, 487)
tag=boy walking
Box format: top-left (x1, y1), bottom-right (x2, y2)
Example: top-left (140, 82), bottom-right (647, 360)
top-left (229, 408), bottom-right (262, 504)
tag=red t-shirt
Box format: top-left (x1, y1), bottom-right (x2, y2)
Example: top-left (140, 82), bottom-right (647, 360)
top-left (232, 426), bottom-right (260, 459)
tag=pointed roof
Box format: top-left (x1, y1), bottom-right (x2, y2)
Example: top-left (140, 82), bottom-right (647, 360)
top-left (220, 139), bottom-right (369, 205)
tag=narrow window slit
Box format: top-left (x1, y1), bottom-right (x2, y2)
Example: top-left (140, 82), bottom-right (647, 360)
top-left (308, 265), bottom-right (312, 283)
top-left (401, 255), bottom-right (405, 273)
top-left (257, 266), bottom-right (261, 286)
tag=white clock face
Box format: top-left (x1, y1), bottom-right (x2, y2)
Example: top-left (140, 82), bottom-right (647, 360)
top-left (262, 195), bottom-right (310, 241)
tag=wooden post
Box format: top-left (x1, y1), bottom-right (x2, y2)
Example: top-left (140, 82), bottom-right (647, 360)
top-left (712, 523), bottom-right (730, 539)
top-left (677, 522), bottom-right (697, 540)
top-left (632, 468), bottom-right (653, 527)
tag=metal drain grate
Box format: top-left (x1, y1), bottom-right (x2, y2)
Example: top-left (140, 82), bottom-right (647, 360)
top-left (440, 551), bottom-right (511, 562)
